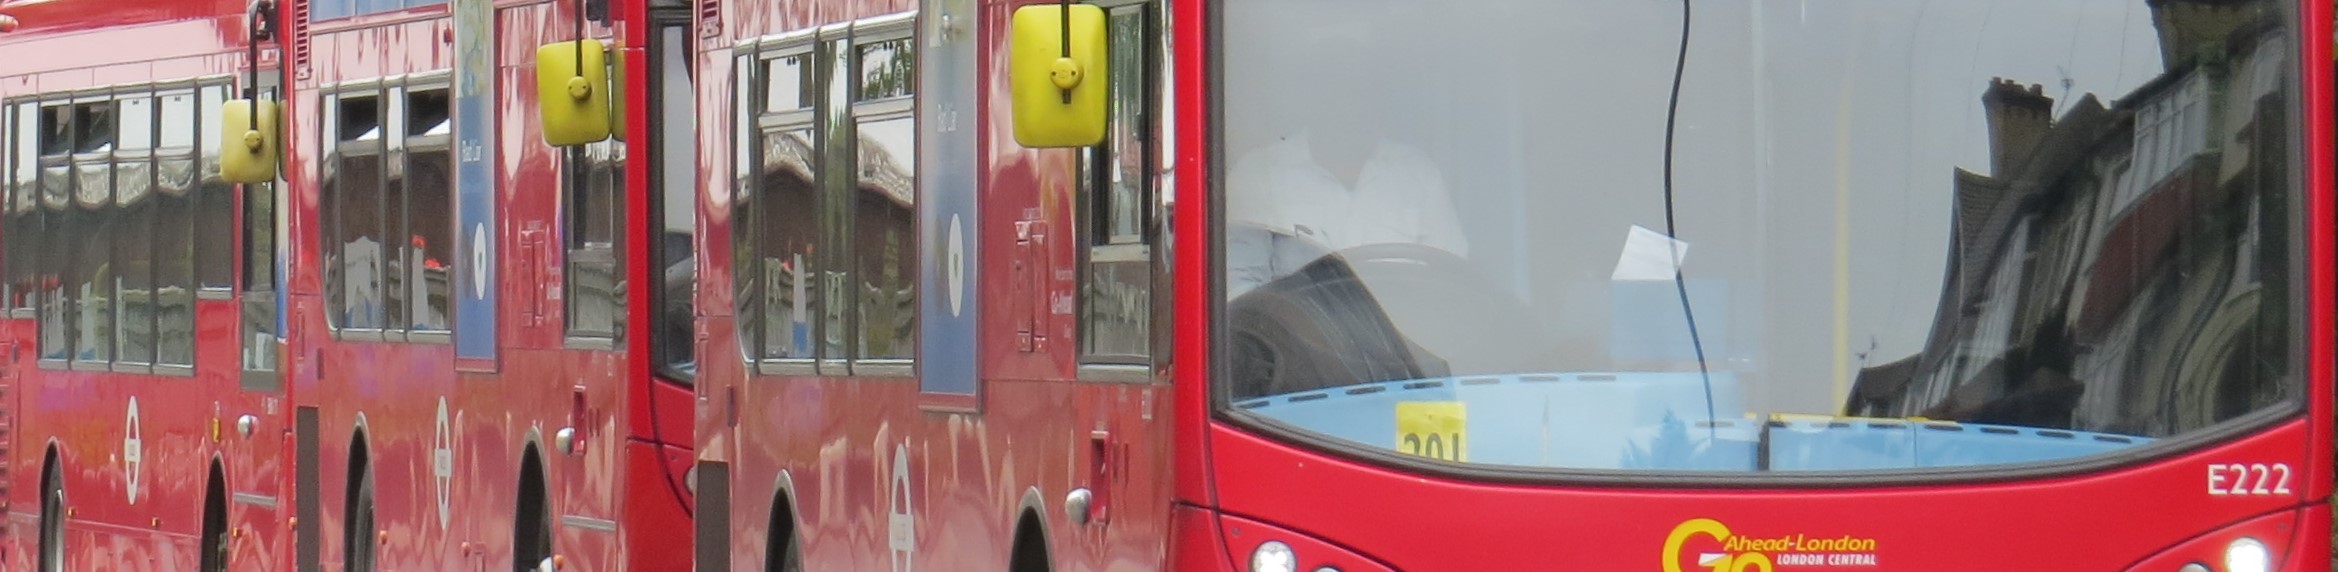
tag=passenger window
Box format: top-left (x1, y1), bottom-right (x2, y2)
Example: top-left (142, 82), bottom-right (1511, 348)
top-left (156, 89), bottom-right (198, 366)
top-left (564, 137), bottom-right (626, 339)
top-left (850, 34), bottom-right (916, 363)
top-left (197, 85), bottom-right (234, 290)
top-left (400, 87), bottom-right (454, 333)
top-left (1078, 3), bottom-right (1160, 368)
top-left (5, 102), bottom-right (36, 313)
top-left (68, 99), bottom-right (115, 366)
top-left (112, 92), bottom-right (156, 366)
top-left (324, 90), bottom-right (386, 331)
top-left (738, 47), bottom-right (822, 363)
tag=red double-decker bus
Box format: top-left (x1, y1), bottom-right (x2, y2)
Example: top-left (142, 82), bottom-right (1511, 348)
top-left (0, 0), bottom-right (697, 569)
top-left (526, 0), bottom-right (2331, 569)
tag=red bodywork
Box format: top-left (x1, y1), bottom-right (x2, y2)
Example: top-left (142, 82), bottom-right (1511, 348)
top-left (0, 0), bottom-right (694, 570)
top-left (701, 1), bottom-right (2336, 572)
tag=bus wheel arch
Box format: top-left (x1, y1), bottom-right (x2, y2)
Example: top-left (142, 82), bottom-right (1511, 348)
top-left (200, 459), bottom-right (230, 572)
top-left (514, 444), bottom-right (553, 571)
top-left (37, 443), bottom-right (64, 572)
top-left (1010, 487), bottom-right (1053, 572)
top-left (344, 428), bottom-right (377, 572)
top-left (764, 483), bottom-right (801, 572)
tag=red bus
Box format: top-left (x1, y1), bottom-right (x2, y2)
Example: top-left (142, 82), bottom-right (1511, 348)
top-left (0, 0), bottom-right (295, 569)
top-left (530, 0), bottom-right (2331, 569)
top-left (0, 0), bottom-right (694, 570)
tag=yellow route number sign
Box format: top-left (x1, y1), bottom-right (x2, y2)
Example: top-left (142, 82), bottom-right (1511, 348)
top-left (1396, 402), bottom-right (1467, 462)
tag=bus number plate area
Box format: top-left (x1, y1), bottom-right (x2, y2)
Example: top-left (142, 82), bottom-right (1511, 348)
top-left (1396, 402), bottom-right (1467, 463)
top-left (2206, 462), bottom-right (2293, 497)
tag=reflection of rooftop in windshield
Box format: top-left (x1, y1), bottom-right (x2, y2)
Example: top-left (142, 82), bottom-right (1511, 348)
top-left (1220, 0), bottom-right (2300, 473)
top-left (1849, 1), bottom-right (2294, 439)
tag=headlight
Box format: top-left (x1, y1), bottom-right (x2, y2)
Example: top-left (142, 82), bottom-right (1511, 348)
top-left (1250, 540), bottom-right (1296, 572)
top-left (2223, 537), bottom-right (2269, 572)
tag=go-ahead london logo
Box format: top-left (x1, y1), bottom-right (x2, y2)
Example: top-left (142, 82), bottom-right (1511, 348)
top-left (1662, 518), bottom-right (1880, 571)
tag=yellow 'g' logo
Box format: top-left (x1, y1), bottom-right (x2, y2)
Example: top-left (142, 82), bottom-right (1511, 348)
top-left (1663, 518), bottom-right (1774, 572)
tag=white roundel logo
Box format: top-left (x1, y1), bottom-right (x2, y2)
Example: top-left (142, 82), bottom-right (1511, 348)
top-left (471, 222), bottom-right (491, 299)
top-left (946, 215), bottom-right (965, 317)
top-left (124, 397), bottom-right (143, 505)
top-left (433, 397), bottom-right (455, 530)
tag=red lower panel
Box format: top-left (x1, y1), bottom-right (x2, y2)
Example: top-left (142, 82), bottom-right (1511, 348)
top-left (625, 440), bottom-right (694, 571)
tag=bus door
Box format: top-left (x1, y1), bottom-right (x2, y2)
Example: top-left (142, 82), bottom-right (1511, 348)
top-left (646, 0), bottom-right (696, 388)
top-left (1062, 0), bottom-right (1169, 566)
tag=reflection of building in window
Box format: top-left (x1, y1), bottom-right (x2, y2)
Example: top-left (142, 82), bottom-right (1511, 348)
top-left (1849, 0), bottom-right (2293, 438)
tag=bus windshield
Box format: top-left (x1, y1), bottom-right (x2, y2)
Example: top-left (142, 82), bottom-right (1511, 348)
top-left (1216, 0), bottom-right (2303, 473)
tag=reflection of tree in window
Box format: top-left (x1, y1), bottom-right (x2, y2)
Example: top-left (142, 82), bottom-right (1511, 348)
top-left (853, 117), bottom-right (915, 360)
top-left (757, 129), bottom-right (819, 359)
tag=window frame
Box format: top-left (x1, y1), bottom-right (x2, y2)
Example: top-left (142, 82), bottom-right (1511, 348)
top-left (320, 74), bottom-right (456, 344)
top-left (733, 13), bottom-right (924, 380)
top-left (12, 77), bottom-right (231, 375)
top-left (741, 32), bottom-right (826, 377)
top-left (843, 14), bottom-right (917, 377)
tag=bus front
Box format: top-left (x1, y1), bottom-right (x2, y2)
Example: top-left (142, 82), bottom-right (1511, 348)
top-left (1106, 0), bottom-right (2330, 569)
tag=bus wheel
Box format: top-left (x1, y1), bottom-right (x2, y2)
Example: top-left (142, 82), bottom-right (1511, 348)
top-left (36, 459), bottom-right (63, 572)
top-left (514, 454), bottom-right (551, 572)
top-left (200, 465), bottom-right (230, 572)
top-left (345, 468), bottom-right (378, 572)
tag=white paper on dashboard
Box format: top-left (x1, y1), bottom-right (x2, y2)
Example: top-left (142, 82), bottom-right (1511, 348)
top-left (1613, 224), bottom-right (1690, 282)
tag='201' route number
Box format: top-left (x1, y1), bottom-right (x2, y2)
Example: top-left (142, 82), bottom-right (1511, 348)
top-left (1395, 402), bottom-right (1467, 463)
top-left (2207, 463), bottom-right (2292, 496)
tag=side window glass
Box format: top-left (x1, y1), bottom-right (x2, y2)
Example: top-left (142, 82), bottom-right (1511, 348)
top-left (112, 92), bottom-right (156, 366)
top-left (156, 89), bottom-right (198, 366)
top-left (229, 82), bottom-right (280, 378)
top-left (69, 98), bottom-right (115, 366)
top-left (5, 102), bottom-right (35, 313)
top-left (1079, 3), bottom-right (1158, 368)
top-left (35, 103), bottom-right (69, 361)
top-left (402, 87), bottom-right (454, 333)
top-left (564, 137), bottom-right (626, 339)
top-left (743, 48), bottom-right (822, 364)
top-left (324, 90), bottom-right (387, 331)
top-left (849, 33), bottom-right (916, 364)
top-left (197, 85), bottom-right (235, 290)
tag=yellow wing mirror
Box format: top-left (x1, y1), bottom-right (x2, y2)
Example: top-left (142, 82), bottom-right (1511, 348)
top-left (218, 99), bottom-right (281, 184)
top-left (1009, 3), bottom-right (1108, 148)
top-left (538, 39), bottom-right (613, 146)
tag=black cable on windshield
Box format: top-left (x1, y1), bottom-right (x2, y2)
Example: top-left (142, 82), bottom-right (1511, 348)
top-left (1662, 0), bottom-right (1719, 441)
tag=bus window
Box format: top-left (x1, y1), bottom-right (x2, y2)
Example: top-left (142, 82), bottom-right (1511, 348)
top-left (323, 90), bottom-right (386, 332)
top-left (651, 15), bottom-right (698, 381)
top-left (850, 32), bottom-right (915, 367)
top-left (402, 87), bottom-right (454, 333)
top-left (1078, 1), bottom-right (1158, 372)
top-left (112, 91), bottom-right (155, 367)
top-left (742, 48), bottom-right (822, 366)
top-left (157, 89), bottom-right (197, 367)
top-left (68, 99), bottom-right (114, 366)
top-left (35, 103), bottom-right (68, 362)
top-left (564, 138), bottom-right (626, 340)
